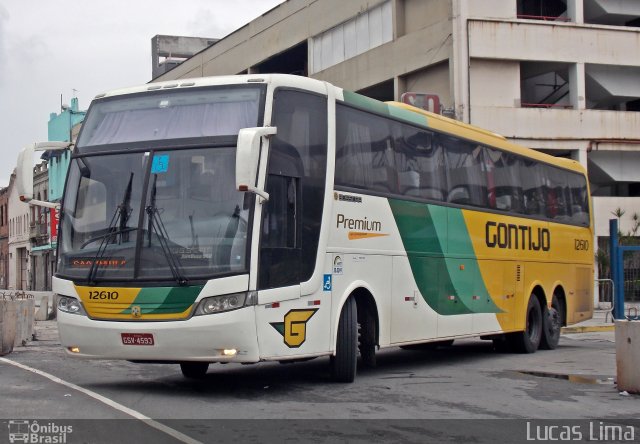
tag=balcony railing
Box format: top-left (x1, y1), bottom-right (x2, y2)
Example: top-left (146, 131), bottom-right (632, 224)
top-left (29, 223), bottom-right (48, 240)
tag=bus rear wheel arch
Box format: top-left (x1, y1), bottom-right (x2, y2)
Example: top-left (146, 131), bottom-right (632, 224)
top-left (354, 289), bottom-right (379, 369)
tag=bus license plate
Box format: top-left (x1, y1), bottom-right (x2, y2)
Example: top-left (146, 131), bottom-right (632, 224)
top-left (121, 333), bottom-right (155, 346)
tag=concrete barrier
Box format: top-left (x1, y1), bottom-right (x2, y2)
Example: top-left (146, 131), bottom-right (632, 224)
top-left (29, 291), bottom-right (55, 321)
top-left (15, 299), bottom-right (35, 346)
top-left (615, 320), bottom-right (640, 394)
top-left (0, 300), bottom-right (17, 356)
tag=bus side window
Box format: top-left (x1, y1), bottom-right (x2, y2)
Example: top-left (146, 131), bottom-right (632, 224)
top-left (544, 165), bottom-right (572, 222)
top-left (443, 136), bottom-right (488, 208)
top-left (484, 147), bottom-right (523, 213)
top-left (568, 172), bottom-right (590, 226)
top-left (335, 104), bottom-right (396, 194)
top-left (521, 159), bottom-right (546, 218)
top-left (394, 124), bottom-right (445, 201)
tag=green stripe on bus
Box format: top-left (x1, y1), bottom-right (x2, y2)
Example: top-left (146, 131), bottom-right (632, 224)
top-left (342, 90), bottom-right (429, 127)
top-left (389, 199), bottom-right (500, 315)
top-left (445, 209), bottom-right (501, 314)
top-left (120, 286), bottom-right (203, 315)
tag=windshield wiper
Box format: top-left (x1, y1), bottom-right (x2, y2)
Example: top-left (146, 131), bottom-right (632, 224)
top-left (87, 173), bottom-right (134, 284)
top-left (145, 174), bottom-right (188, 286)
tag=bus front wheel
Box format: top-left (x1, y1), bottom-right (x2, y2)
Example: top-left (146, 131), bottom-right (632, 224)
top-left (508, 295), bottom-right (542, 353)
top-left (330, 297), bottom-right (357, 383)
top-left (180, 362), bottom-right (209, 379)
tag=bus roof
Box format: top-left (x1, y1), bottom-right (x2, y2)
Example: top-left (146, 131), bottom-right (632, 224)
top-left (94, 74), bottom-right (585, 176)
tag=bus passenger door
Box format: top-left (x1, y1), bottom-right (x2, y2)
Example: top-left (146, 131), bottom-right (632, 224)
top-left (257, 173), bottom-right (302, 304)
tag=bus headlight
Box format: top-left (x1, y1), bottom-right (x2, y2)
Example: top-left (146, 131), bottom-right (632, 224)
top-left (195, 291), bottom-right (257, 315)
top-left (58, 296), bottom-right (87, 316)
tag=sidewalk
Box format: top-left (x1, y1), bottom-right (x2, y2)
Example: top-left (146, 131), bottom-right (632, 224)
top-left (562, 308), bottom-right (615, 334)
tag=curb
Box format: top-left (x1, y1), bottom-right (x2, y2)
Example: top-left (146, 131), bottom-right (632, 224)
top-left (561, 325), bottom-right (615, 334)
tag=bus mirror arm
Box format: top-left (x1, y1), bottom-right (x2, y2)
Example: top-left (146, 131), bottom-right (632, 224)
top-left (236, 126), bottom-right (277, 204)
top-left (16, 141), bottom-right (72, 204)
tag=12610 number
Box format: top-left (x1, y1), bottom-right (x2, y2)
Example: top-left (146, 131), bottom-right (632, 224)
top-left (88, 290), bottom-right (119, 300)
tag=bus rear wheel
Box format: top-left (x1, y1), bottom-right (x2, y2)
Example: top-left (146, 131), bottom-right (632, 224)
top-left (330, 297), bottom-right (357, 383)
top-left (180, 362), bottom-right (209, 379)
top-left (540, 295), bottom-right (562, 350)
top-left (508, 295), bottom-right (542, 353)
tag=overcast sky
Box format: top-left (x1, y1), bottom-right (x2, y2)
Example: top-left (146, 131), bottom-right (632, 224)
top-left (0, 0), bottom-right (283, 187)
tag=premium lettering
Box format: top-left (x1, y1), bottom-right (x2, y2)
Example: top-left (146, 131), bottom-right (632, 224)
top-left (337, 214), bottom-right (381, 232)
top-left (485, 221), bottom-right (550, 251)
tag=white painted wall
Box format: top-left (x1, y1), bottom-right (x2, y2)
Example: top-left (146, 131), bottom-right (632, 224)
top-left (7, 178), bottom-right (30, 290)
top-left (593, 197), bottom-right (640, 238)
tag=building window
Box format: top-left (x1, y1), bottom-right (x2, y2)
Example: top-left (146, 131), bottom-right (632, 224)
top-left (310, 1), bottom-right (392, 74)
top-left (520, 61), bottom-right (572, 109)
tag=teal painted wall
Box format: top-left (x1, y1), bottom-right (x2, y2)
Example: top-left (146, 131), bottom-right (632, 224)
top-left (47, 98), bottom-right (86, 201)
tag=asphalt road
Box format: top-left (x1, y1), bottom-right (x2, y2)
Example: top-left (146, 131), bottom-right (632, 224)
top-left (0, 322), bottom-right (637, 443)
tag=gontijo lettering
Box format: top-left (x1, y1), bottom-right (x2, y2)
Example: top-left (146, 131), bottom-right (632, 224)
top-left (485, 221), bottom-right (550, 251)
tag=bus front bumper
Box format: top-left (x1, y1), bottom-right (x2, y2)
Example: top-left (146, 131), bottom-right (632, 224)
top-left (57, 307), bottom-right (260, 363)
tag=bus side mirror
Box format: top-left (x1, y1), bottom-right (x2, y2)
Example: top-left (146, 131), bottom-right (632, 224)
top-left (236, 126), bottom-right (277, 203)
top-left (17, 142), bottom-right (71, 208)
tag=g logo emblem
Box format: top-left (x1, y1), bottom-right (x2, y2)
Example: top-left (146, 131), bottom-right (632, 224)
top-left (270, 309), bottom-right (318, 348)
top-left (131, 306), bottom-right (142, 318)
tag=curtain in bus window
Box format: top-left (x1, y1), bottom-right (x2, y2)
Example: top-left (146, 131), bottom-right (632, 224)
top-left (521, 160), bottom-right (546, 218)
top-left (87, 101), bottom-right (258, 145)
top-left (394, 123), bottom-right (445, 201)
top-left (336, 121), bottom-right (373, 188)
top-left (443, 137), bottom-right (488, 207)
top-left (544, 165), bottom-right (572, 222)
top-left (335, 105), bottom-right (395, 193)
top-left (568, 172), bottom-right (590, 226)
top-left (483, 147), bottom-right (523, 212)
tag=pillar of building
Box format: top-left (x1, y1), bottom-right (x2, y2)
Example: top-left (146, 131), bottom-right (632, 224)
top-left (392, 0), bottom-right (405, 39)
top-left (452, 0), bottom-right (470, 123)
top-left (566, 0), bottom-right (584, 24)
top-left (569, 63), bottom-right (586, 110)
top-left (572, 146), bottom-right (588, 168)
top-left (394, 76), bottom-right (407, 102)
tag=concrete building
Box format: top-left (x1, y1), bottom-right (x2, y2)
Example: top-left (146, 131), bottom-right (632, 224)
top-left (151, 35), bottom-right (219, 80)
top-left (46, 97), bottom-right (86, 203)
top-left (153, 0), bottom-right (640, 255)
top-left (8, 170), bottom-right (30, 290)
top-left (22, 98), bottom-right (88, 291)
top-left (0, 185), bottom-right (9, 289)
top-left (30, 162), bottom-right (53, 291)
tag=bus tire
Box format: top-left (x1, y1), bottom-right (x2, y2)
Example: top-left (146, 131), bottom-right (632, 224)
top-left (508, 295), bottom-right (542, 353)
top-left (180, 362), bottom-right (209, 379)
top-left (540, 295), bottom-right (562, 350)
top-left (331, 297), bottom-right (357, 383)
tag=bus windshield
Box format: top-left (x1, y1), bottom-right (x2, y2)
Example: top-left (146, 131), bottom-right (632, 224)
top-left (59, 147), bottom-right (250, 283)
top-left (77, 85), bottom-right (263, 147)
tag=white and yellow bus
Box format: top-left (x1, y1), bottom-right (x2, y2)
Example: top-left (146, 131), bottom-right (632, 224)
top-left (18, 74), bottom-right (594, 382)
